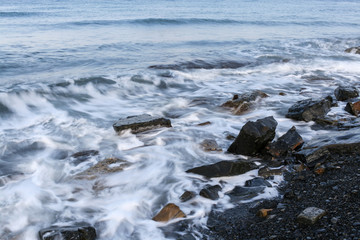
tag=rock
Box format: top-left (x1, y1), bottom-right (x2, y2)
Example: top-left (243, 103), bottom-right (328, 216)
top-left (200, 184), bottom-right (222, 200)
top-left (39, 224), bottom-right (96, 240)
top-left (345, 46), bottom-right (360, 54)
top-left (71, 150), bottom-right (99, 164)
top-left (152, 203), bottom-right (186, 222)
top-left (297, 207), bottom-right (326, 225)
top-left (267, 126), bottom-right (304, 157)
top-left (186, 160), bottom-right (258, 178)
top-left (179, 191), bottom-right (196, 202)
top-left (197, 121), bottom-right (211, 126)
top-left (113, 114), bottom-right (172, 134)
top-left (258, 167), bottom-right (285, 178)
top-left (222, 90), bottom-right (268, 115)
top-left (257, 208), bottom-right (273, 218)
top-left (76, 157), bottom-right (130, 180)
top-left (200, 139), bottom-right (221, 151)
top-left (227, 186), bottom-right (265, 200)
top-left (245, 177), bottom-right (272, 187)
top-left (227, 116), bottom-right (278, 156)
top-left (286, 97), bottom-right (332, 122)
top-left (334, 86), bottom-right (359, 101)
top-left (345, 101), bottom-right (360, 116)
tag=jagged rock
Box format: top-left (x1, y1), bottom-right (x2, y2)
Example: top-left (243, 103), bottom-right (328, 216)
top-left (199, 184), bottom-right (222, 200)
top-left (267, 126), bottom-right (304, 157)
top-left (76, 157), bottom-right (130, 180)
top-left (258, 167), bottom-right (285, 178)
top-left (297, 207), bottom-right (326, 225)
top-left (345, 101), bottom-right (360, 116)
top-left (334, 86), bottom-right (359, 101)
top-left (245, 177), bottom-right (272, 187)
top-left (345, 46), bottom-right (360, 54)
top-left (286, 97), bottom-right (332, 122)
top-left (179, 191), bottom-right (196, 202)
top-left (222, 90), bottom-right (268, 115)
top-left (186, 160), bottom-right (257, 178)
top-left (228, 116), bottom-right (277, 156)
top-left (200, 139), bottom-right (221, 151)
top-left (113, 114), bottom-right (172, 134)
top-left (39, 224), bottom-right (96, 240)
top-left (152, 203), bottom-right (186, 222)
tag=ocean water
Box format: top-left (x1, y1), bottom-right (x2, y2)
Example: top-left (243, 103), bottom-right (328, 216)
top-left (1, 0), bottom-right (360, 239)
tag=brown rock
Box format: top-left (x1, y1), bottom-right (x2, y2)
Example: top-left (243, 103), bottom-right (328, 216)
top-left (152, 203), bottom-right (186, 222)
top-left (179, 191), bottom-right (196, 202)
top-left (345, 101), bottom-right (360, 116)
top-left (258, 167), bottom-right (284, 178)
top-left (197, 121), bottom-right (211, 126)
top-left (222, 90), bottom-right (268, 115)
top-left (76, 158), bottom-right (130, 180)
top-left (267, 126), bottom-right (304, 157)
top-left (200, 139), bottom-right (221, 151)
top-left (345, 46), bottom-right (360, 54)
top-left (113, 114), bottom-right (172, 134)
top-left (257, 208), bottom-right (273, 218)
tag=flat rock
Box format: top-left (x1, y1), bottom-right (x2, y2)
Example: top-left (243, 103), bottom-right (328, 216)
top-left (186, 160), bottom-right (258, 178)
top-left (345, 101), bottom-right (360, 116)
top-left (113, 114), bottom-right (172, 134)
top-left (334, 86), bottom-right (359, 101)
top-left (199, 184), bottom-right (222, 200)
top-left (200, 139), bottom-right (221, 151)
top-left (226, 186), bottom-right (265, 200)
top-left (222, 90), bottom-right (268, 115)
top-left (297, 207), bottom-right (326, 225)
top-left (267, 126), bottom-right (304, 157)
top-left (39, 224), bottom-right (96, 240)
top-left (286, 97), bottom-right (332, 122)
top-left (345, 46), bottom-right (360, 54)
top-left (227, 116), bottom-right (278, 156)
top-left (152, 203), bottom-right (186, 222)
top-left (245, 177), bottom-right (272, 187)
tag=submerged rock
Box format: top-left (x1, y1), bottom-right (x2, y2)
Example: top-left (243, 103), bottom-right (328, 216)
top-left (297, 207), bottom-right (326, 225)
top-left (152, 203), bottom-right (186, 222)
top-left (179, 191), bottom-right (196, 202)
top-left (149, 59), bottom-right (248, 70)
top-left (334, 86), bottom-right (359, 101)
top-left (113, 114), bottom-right (172, 134)
top-left (186, 160), bottom-right (257, 178)
top-left (345, 46), bottom-right (360, 54)
top-left (245, 177), bottom-right (272, 187)
top-left (200, 139), bottom-right (221, 152)
top-left (345, 101), bottom-right (360, 116)
top-left (71, 150), bottom-right (99, 164)
top-left (267, 126), bottom-right (304, 157)
top-left (200, 184), bottom-right (222, 200)
top-left (221, 90), bottom-right (268, 115)
top-left (39, 224), bottom-right (96, 240)
top-left (286, 97), bottom-right (332, 122)
top-left (227, 116), bottom-right (277, 156)
top-left (226, 186), bottom-right (265, 200)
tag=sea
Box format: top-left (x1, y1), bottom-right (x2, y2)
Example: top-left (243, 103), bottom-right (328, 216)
top-left (1, 0), bottom-right (360, 239)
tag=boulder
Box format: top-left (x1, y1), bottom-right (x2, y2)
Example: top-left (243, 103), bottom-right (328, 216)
top-left (245, 177), bottom-right (272, 187)
top-left (113, 114), bottom-right (172, 134)
top-left (267, 126), bottom-right (304, 157)
top-left (200, 139), bottom-right (221, 151)
top-left (345, 46), bottom-right (360, 54)
top-left (179, 191), bottom-right (196, 202)
top-left (222, 90), bottom-right (268, 115)
top-left (152, 203), bottom-right (186, 222)
top-left (345, 101), bottom-right (360, 116)
top-left (186, 160), bottom-right (257, 178)
top-left (227, 116), bottom-right (278, 156)
top-left (199, 184), bottom-right (222, 200)
top-left (297, 207), bottom-right (326, 225)
top-left (39, 224), bottom-right (96, 240)
top-left (286, 97), bottom-right (332, 122)
top-left (334, 86), bottom-right (359, 101)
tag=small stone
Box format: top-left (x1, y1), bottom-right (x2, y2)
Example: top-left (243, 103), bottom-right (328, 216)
top-left (257, 208), bottom-right (273, 218)
top-left (200, 139), bottom-right (221, 151)
top-left (331, 217), bottom-right (339, 224)
top-left (297, 207), bottom-right (326, 225)
top-left (179, 191), bottom-right (196, 202)
top-left (258, 167), bottom-right (284, 178)
top-left (222, 90), bottom-right (268, 115)
top-left (197, 121), bottom-right (211, 126)
top-left (152, 203), bottom-right (186, 222)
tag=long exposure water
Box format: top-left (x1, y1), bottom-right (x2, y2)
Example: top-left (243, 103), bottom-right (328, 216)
top-left (1, 0), bottom-right (360, 239)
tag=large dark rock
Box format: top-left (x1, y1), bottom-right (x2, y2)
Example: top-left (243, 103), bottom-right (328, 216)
top-left (334, 86), bottom-right (359, 101)
top-left (227, 116), bottom-right (278, 156)
top-left (221, 90), bottom-right (268, 115)
top-left (113, 114), bottom-right (172, 134)
top-left (345, 101), bottom-right (360, 116)
top-left (285, 97), bottom-right (332, 122)
top-left (267, 126), bottom-right (304, 157)
top-left (39, 224), bottom-right (96, 240)
top-left (199, 184), bottom-right (222, 200)
top-left (226, 186), bottom-right (265, 200)
top-left (244, 177), bottom-right (272, 187)
top-left (345, 46), bottom-right (360, 54)
top-left (186, 160), bottom-right (258, 178)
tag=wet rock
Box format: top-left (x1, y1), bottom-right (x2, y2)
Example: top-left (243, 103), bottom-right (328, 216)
top-left (152, 203), bottom-right (186, 222)
top-left (227, 186), bottom-right (265, 200)
top-left (179, 191), bottom-right (196, 202)
top-left (149, 59), bottom-right (248, 70)
top-left (186, 160), bottom-right (257, 178)
top-left (258, 167), bottom-right (284, 178)
top-left (228, 116), bottom-right (277, 156)
top-left (267, 126), bottom-right (304, 157)
top-left (200, 139), bottom-right (221, 151)
top-left (245, 177), bottom-right (272, 187)
top-left (222, 90), bottom-right (268, 115)
top-left (286, 97), bottom-right (332, 122)
top-left (113, 114), bottom-right (172, 134)
top-left (345, 101), bottom-right (360, 116)
top-left (297, 207), bottom-right (326, 225)
top-left (197, 121), bottom-right (211, 126)
top-left (345, 46), bottom-right (360, 54)
top-left (39, 224), bottom-right (96, 240)
top-left (334, 86), bottom-right (359, 101)
top-left (71, 150), bottom-right (99, 164)
top-left (200, 184), bottom-right (222, 200)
